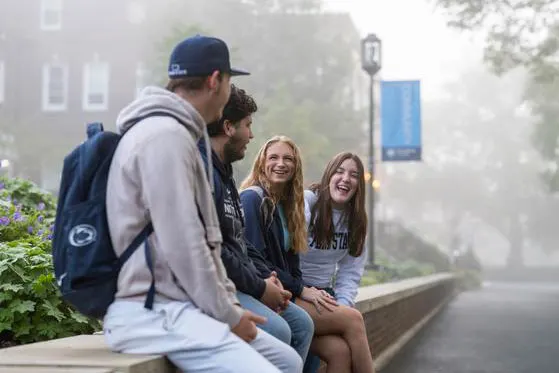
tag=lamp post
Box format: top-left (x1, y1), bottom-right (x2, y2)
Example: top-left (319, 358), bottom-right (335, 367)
top-left (361, 33), bottom-right (382, 269)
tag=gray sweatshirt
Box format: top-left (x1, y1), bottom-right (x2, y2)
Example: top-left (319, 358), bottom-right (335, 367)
top-left (106, 86), bottom-right (243, 328)
top-left (300, 190), bottom-right (367, 307)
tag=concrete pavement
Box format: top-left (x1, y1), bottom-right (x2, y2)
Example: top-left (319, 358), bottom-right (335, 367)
top-left (381, 281), bottom-right (559, 373)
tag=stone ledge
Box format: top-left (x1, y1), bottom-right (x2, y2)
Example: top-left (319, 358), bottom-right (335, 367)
top-left (0, 335), bottom-right (174, 373)
top-left (1, 368), bottom-right (114, 373)
top-left (355, 273), bottom-right (455, 314)
top-left (0, 273), bottom-right (457, 373)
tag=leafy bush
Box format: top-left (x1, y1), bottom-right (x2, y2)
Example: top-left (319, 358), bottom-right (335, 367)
top-left (377, 221), bottom-right (451, 272)
top-left (454, 247), bottom-right (483, 272)
top-left (360, 254), bottom-right (437, 287)
top-left (360, 270), bottom-right (393, 286)
top-left (0, 177), bottom-right (101, 347)
top-left (456, 270), bottom-right (482, 291)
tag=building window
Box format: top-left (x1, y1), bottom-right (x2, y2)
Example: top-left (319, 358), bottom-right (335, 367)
top-left (0, 61), bottom-right (4, 104)
top-left (83, 60), bottom-right (110, 111)
top-left (42, 63), bottom-right (68, 112)
top-left (40, 0), bottom-right (63, 30)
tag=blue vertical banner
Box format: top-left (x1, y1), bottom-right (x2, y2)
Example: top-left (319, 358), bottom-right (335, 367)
top-left (380, 80), bottom-right (422, 162)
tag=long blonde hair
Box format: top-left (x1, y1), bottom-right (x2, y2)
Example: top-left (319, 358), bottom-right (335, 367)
top-left (240, 135), bottom-right (307, 254)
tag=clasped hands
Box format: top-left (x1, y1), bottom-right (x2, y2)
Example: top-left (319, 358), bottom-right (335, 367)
top-left (260, 271), bottom-right (292, 313)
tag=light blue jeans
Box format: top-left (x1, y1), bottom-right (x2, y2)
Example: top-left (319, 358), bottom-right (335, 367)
top-left (237, 292), bottom-right (314, 362)
top-left (103, 300), bottom-right (303, 373)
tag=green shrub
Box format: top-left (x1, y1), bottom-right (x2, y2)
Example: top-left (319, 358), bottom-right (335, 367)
top-left (360, 270), bottom-right (393, 286)
top-left (456, 270), bottom-right (482, 291)
top-left (0, 177), bottom-right (101, 346)
top-left (377, 221), bottom-right (451, 272)
top-left (359, 256), bottom-right (437, 288)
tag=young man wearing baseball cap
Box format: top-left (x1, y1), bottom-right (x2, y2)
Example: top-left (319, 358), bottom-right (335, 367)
top-left (104, 35), bottom-right (303, 373)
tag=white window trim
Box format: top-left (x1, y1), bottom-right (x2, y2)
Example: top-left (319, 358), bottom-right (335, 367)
top-left (82, 61), bottom-right (110, 112)
top-left (40, 0), bottom-right (63, 31)
top-left (0, 61), bottom-right (5, 104)
top-left (42, 63), bottom-right (69, 112)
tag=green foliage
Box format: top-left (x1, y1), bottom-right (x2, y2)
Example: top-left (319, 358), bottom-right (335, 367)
top-left (154, 3), bottom-right (366, 182)
top-left (435, 0), bottom-right (559, 192)
top-left (391, 260), bottom-right (436, 278)
top-left (524, 72), bottom-right (559, 191)
top-left (456, 270), bottom-right (483, 291)
top-left (360, 257), bottom-right (437, 287)
top-left (150, 23), bottom-right (208, 86)
top-left (360, 270), bottom-right (391, 286)
top-left (357, 221), bottom-right (452, 288)
top-left (378, 221), bottom-right (451, 272)
top-left (0, 177), bottom-right (56, 216)
top-left (0, 177), bottom-right (101, 346)
top-left (435, 0), bottom-right (559, 75)
top-left (238, 84), bottom-right (332, 182)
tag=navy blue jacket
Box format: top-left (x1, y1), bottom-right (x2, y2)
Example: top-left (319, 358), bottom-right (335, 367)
top-left (198, 141), bottom-right (271, 299)
top-left (240, 187), bottom-right (304, 297)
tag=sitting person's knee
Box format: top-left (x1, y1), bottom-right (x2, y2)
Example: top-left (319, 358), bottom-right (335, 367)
top-left (300, 308), bottom-right (315, 334)
top-left (266, 316), bottom-right (292, 345)
top-left (342, 305), bottom-right (364, 327)
top-left (285, 346), bottom-right (304, 372)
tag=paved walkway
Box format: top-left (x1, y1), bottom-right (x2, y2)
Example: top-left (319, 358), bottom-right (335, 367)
top-left (381, 281), bottom-right (559, 373)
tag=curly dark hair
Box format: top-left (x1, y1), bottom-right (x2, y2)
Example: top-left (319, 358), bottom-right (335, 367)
top-left (207, 84), bottom-right (258, 137)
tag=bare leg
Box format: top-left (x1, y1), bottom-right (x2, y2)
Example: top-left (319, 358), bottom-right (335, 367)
top-left (311, 335), bottom-right (352, 373)
top-left (295, 298), bottom-right (375, 373)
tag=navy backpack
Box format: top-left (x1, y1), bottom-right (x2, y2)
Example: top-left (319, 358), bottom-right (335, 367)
top-left (52, 116), bottom-right (164, 319)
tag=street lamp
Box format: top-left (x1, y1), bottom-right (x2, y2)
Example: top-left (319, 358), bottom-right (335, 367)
top-left (361, 33), bottom-right (382, 269)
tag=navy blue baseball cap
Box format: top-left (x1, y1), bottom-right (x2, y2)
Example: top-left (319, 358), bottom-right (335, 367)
top-left (168, 35), bottom-right (250, 78)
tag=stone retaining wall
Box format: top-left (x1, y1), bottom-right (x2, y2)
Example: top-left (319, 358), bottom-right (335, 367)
top-left (0, 273), bottom-right (457, 372)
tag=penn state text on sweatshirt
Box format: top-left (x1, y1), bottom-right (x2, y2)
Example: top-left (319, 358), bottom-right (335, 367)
top-left (300, 190), bottom-right (366, 307)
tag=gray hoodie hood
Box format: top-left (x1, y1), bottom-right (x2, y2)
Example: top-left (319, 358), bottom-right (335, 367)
top-left (116, 86), bottom-right (205, 138)
top-left (116, 86), bottom-right (214, 192)
top-left (106, 88), bottom-right (243, 328)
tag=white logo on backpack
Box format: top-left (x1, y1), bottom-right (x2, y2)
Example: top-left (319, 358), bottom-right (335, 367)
top-left (68, 224), bottom-right (97, 247)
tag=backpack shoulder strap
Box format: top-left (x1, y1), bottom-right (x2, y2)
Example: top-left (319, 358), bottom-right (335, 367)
top-left (244, 185), bottom-right (265, 199)
top-left (243, 186), bottom-right (275, 229)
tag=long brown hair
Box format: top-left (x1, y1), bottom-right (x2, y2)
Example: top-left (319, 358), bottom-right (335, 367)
top-left (240, 135), bottom-right (307, 254)
top-left (308, 152), bottom-right (367, 257)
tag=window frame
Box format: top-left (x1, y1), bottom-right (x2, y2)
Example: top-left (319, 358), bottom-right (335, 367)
top-left (40, 0), bottom-right (63, 31)
top-left (42, 63), bottom-right (69, 112)
top-left (82, 61), bottom-right (110, 112)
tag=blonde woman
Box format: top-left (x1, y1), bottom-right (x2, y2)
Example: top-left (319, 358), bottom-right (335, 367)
top-left (240, 136), bottom-right (375, 373)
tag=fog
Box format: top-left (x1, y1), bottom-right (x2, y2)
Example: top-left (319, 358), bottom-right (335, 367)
top-left (1, 0), bottom-right (558, 276)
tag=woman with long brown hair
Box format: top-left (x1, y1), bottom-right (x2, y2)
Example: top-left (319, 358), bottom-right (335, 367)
top-left (240, 138), bottom-right (375, 373)
top-left (301, 152), bottom-right (372, 373)
top-left (302, 151), bottom-right (368, 308)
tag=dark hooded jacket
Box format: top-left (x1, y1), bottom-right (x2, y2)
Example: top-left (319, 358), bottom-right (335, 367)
top-left (198, 140), bottom-right (272, 299)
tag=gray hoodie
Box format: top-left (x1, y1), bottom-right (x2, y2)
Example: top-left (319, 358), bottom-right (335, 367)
top-left (106, 86), bottom-right (243, 328)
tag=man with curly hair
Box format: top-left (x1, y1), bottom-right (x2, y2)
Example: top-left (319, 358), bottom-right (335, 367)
top-left (199, 85), bottom-right (314, 363)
